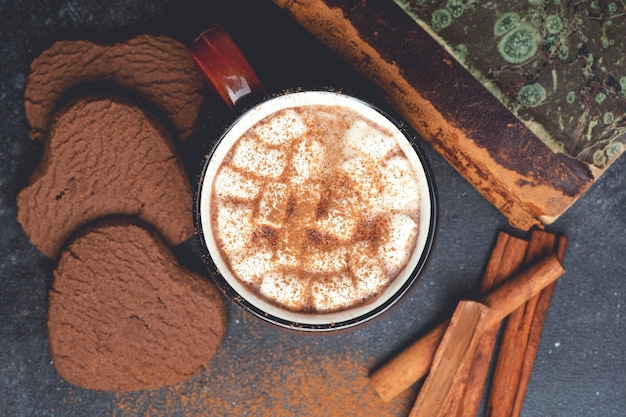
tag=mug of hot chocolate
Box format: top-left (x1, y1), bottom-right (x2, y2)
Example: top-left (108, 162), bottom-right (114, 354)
top-left (190, 25), bottom-right (437, 331)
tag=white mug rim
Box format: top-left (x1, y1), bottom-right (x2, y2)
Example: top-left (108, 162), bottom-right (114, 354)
top-left (194, 90), bottom-right (438, 331)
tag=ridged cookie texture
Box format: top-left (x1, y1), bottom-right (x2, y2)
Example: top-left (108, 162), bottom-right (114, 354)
top-left (24, 34), bottom-right (204, 141)
top-left (48, 220), bottom-right (227, 392)
top-left (17, 97), bottom-right (194, 259)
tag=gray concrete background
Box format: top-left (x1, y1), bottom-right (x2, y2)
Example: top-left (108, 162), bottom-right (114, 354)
top-left (1, 1), bottom-right (624, 416)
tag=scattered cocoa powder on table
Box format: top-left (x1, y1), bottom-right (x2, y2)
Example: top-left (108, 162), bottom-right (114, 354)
top-left (113, 322), bottom-right (414, 417)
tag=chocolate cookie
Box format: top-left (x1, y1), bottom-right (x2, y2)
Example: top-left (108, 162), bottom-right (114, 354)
top-left (24, 34), bottom-right (204, 141)
top-left (48, 220), bottom-right (227, 392)
top-left (17, 97), bottom-right (194, 259)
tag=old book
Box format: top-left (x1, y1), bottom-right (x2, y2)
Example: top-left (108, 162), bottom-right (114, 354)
top-left (273, 0), bottom-right (625, 230)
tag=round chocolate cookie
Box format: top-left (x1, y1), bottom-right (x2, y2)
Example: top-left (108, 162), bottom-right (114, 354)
top-left (48, 220), bottom-right (227, 392)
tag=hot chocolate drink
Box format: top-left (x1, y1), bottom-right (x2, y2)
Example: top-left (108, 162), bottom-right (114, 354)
top-left (197, 91), bottom-right (434, 326)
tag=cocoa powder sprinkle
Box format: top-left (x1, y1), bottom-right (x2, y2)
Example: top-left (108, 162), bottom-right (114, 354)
top-left (113, 323), bottom-right (414, 417)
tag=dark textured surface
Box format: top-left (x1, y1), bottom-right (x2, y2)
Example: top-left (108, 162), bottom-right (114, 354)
top-left (0, 1), bottom-right (624, 416)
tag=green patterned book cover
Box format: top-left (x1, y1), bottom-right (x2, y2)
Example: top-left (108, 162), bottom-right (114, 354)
top-left (394, 0), bottom-right (626, 168)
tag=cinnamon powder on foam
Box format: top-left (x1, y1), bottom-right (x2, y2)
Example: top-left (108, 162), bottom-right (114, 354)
top-left (211, 104), bottom-right (421, 313)
top-left (112, 324), bottom-right (414, 417)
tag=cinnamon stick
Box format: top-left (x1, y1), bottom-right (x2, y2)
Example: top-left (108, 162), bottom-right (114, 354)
top-left (486, 231), bottom-right (567, 417)
top-left (512, 236), bottom-right (567, 416)
top-left (408, 300), bottom-right (490, 417)
top-left (508, 235), bottom-right (566, 417)
top-left (370, 322), bottom-right (447, 403)
top-left (439, 232), bottom-right (530, 417)
top-left (370, 252), bottom-right (565, 402)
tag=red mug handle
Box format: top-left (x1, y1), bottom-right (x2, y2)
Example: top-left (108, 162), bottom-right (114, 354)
top-left (189, 24), bottom-right (266, 110)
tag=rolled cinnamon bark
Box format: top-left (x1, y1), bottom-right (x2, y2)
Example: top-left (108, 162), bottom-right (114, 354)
top-left (439, 232), bottom-right (530, 417)
top-left (486, 233), bottom-right (568, 417)
top-left (408, 300), bottom-right (490, 417)
top-left (370, 253), bottom-right (565, 402)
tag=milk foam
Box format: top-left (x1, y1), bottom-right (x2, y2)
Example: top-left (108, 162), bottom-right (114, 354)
top-left (258, 182), bottom-right (289, 225)
top-left (379, 157), bottom-right (421, 213)
top-left (214, 166), bottom-right (260, 201)
top-left (215, 202), bottom-right (254, 257)
top-left (260, 272), bottom-right (308, 309)
top-left (253, 108), bottom-right (308, 146)
top-left (291, 138), bottom-right (326, 185)
top-left (232, 138), bottom-right (286, 178)
top-left (200, 91), bottom-right (432, 322)
top-left (344, 119), bottom-right (399, 161)
top-left (311, 274), bottom-right (355, 311)
top-left (379, 213), bottom-right (419, 276)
